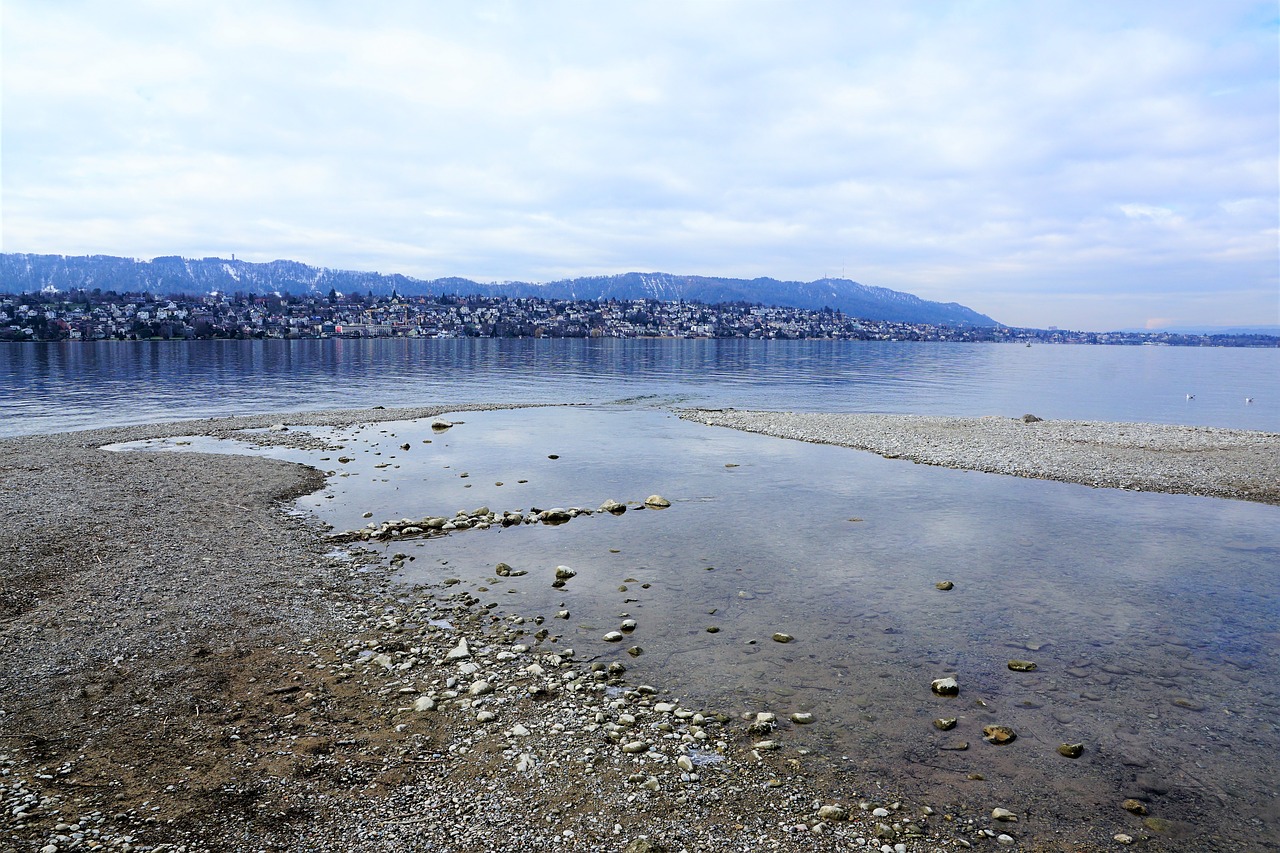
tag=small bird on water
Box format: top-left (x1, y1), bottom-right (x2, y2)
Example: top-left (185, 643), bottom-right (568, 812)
top-left (1186, 393), bottom-right (1195, 400)
top-left (1245, 397), bottom-right (1254, 404)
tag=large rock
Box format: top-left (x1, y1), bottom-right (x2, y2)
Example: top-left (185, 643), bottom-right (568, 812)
top-left (644, 495), bottom-right (671, 509)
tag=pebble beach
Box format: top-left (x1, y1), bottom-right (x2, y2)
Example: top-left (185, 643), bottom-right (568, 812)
top-left (3, 405), bottom-right (1278, 853)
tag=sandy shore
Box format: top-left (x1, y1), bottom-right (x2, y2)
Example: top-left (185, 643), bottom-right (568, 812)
top-left (5, 404), bottom-right (1261, 852)
top-left (679, 410), bottom-right (1280, 505)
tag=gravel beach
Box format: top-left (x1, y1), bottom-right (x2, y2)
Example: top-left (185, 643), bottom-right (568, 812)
top-left (678, 410), bottom-right (1280, 505)
top-left (5, 404), bottom-right (1272, 852)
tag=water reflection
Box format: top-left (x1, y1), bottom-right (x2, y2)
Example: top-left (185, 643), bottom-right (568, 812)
top-left (276, 407), bottom-right (1279, 848)
top-left (4, 338), bottom-right (1277, 438)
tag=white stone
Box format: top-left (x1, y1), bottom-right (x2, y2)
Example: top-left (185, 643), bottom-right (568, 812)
top-left (446, 638), bottom-right (471, 660)
top-left (412, 696), bottom-right (436, 712)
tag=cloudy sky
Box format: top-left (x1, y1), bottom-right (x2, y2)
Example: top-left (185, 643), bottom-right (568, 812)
top-left (3, 1), bottom-right (1276, 330)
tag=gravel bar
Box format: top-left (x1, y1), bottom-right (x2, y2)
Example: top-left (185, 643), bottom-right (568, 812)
top-left (679, 409), bottom-right (1280, 505)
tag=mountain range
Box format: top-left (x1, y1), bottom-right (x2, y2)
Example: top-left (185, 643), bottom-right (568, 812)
top-left (0, 253), bottom-right (1000, 327)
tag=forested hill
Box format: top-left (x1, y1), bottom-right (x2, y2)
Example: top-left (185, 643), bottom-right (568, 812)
top-left (0, 253), bottom-right (999, 327)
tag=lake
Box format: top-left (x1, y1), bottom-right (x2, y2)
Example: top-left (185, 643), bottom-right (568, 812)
top-left (2, 338), bottom-right (1277, 437)
top-left (11, 338), bottom-right (1280, 848)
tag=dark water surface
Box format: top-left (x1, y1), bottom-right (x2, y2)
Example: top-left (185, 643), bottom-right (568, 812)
top-left (4, 338), bottom-right (1277, 437)
top-left (125, 406), bottom-right (1280, 848)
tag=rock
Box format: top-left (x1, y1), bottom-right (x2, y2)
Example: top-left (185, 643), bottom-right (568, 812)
top-left (817, 805), bottom-right (848, 821)
top-left (516, 753), bottom-right (536, 772)
top-left (430, 419), bottom-right (453, 431)
top-left (540, 509), bottom-right (573, 524)
top-left (1114, 834), bottom-right (1134, 845)
top-left (509, 724), bottom-right (531, 737)
top-left (603, 631), bottom-right (624, 642)
top-left (982, 725), bottom-right (1017, 745)
top-left (1007, 659), bottom-right (1038, 672)
top-left (644, 495), bottom-right (672, 508)
top-left (939, 740), bottom-right (969, 751)
top-left (1020, 413), bottom-right (1043, 423)
top-left (627, 646), bottom-right (643, 657)
top-left (1057, 742), bottom-right (1084, 758)
top-left (992, 808), bottom-right (1017, 822)
top-left (468, 680), bottom-right (494, 696)
top-left (935, 581), bottom-right (954, 590)
top-left (475, 710), bottom-right (496, 723)
top-left (753, 740), bottom-right (780, 751)
top-left (772, 632), bottom-right (794, 643)
top-left (931, 676), bottom-right (959, 696)
top-left (555, 565), bottom-right (577, 580)
top-left (446, 638), bottom-right (471, 660)
top-left (623, 839), bottom-right (664, 853)
top-left (621, 741), bottom-right (649, 754)
top-left (1122, 799), bottom-right (1148, 815)
top-left (790, 712), bottom-right (815, 724)
top-left (600, 499), bottom-right (627, 514)
top-left (996, 834), bottom-right (1015, 846)
top-left (620, 619), bottom-right (637, 632)
top-left (676, 755), bottom-right (695, 772)
top-left (933, 717), bottom-right (957, 730)
top-left (412, 695), bottom-right (436, 712)
top-left (495, 562), bottom-right (512, 576)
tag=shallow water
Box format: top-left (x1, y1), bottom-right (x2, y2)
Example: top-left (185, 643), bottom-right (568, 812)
top-left (204, 405), bottom-right (1280, 848)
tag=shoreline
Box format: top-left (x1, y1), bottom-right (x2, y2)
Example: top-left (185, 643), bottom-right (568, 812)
top-left (3, 405), bottom-right (1260, 851)
top-left (679, 409), bottom-right (1280, 505)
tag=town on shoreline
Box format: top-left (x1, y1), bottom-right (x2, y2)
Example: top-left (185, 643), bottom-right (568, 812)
top-left (3, 288), bottom-right (1275, 346)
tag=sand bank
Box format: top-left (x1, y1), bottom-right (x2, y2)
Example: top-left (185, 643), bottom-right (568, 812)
top-left (679, 409), bottom-right (1280, 505)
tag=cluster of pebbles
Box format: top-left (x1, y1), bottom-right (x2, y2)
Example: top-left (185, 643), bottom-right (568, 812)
top-left (678, 409), bottom-right (1280, 504)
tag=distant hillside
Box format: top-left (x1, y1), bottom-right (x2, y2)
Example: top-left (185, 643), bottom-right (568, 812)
top-left (1126, 325), bottom-right (1279, 337)
top-left (0, 253), bottom-right (1000, 327)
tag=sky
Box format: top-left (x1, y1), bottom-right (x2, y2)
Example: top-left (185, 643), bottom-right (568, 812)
top-left (2, 1), bottom-right (1277, 331)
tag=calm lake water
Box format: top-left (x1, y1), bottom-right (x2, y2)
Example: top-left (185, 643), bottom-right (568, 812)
top-left (15, 339), bottom-right (1280, 848)
top-left (2, 338), bottom-right (1277, 437)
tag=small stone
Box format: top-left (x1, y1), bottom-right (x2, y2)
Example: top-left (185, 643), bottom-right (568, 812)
top-left (1020, 413), bottom-right (1043, 423)
top-left (1057, 742), bottom-right (1084, 758)
top-left (603, 631), bottom-right (624, 642)
top-left (982, 725), bottom-right (1017, 745)
top-left (1114, 834), bottom-right (1134, 845)
top-left (475, 710), bottom-right (496, 723)
top-left (940, 740), bottom-right (969, 751)
top-left (790, 712), bottom-right (815, 724)
top-left (817, 805), bottom-right (848, 821)
top-left (620, 619), bottom-right (638, 632)
top-left (992, 808), bottom-right (1017, 822)
top-left (676, 755), bottom-right (694, 772)
top-left (772, 632), bottom-right (794, 643)
top-left (1121, 799), bottom-right (1147, 815)
top-left (555, 565), bottom-right (577, 580)
top-left (623, 839), bottom-right (664, 853)
top-left (753, 740), bottom-right (780, 751)
top-left (495, 562), bottom-right (513, 576)
top-left (621, 740), bottom-right (649, 754)
top-left (600, 499), bottom-right (627, 514)
top-left (469, 680), bottom-right (494, 696)
top-left (446, 638), bottom-right (471, 660)
top-left (644, 495), bottom-right (671, 508)
top-left (412, 695), bottom-right (436, 712)
top-left (1007, 659), bottom-right (1038, 672)
top-left (431, 419), bottom-right (453, 431)
top-left (996, 834), bottom-right (1015, 846)
top-left (935, 581), bottom-right (954, 590)
top-left (509, 724), bottom-right (531, 737)
top-left (706, 626), bottom-right (720, 633)
top-left (933, 717), bottom-right (957, 731)
top-left (627, 646), bottom-right (643, 657)
top-left (931, 676), bottom-right (959, 696)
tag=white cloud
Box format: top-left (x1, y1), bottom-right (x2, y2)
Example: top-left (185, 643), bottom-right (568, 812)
top-left (2, 0), bottom-right (1276, 330)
